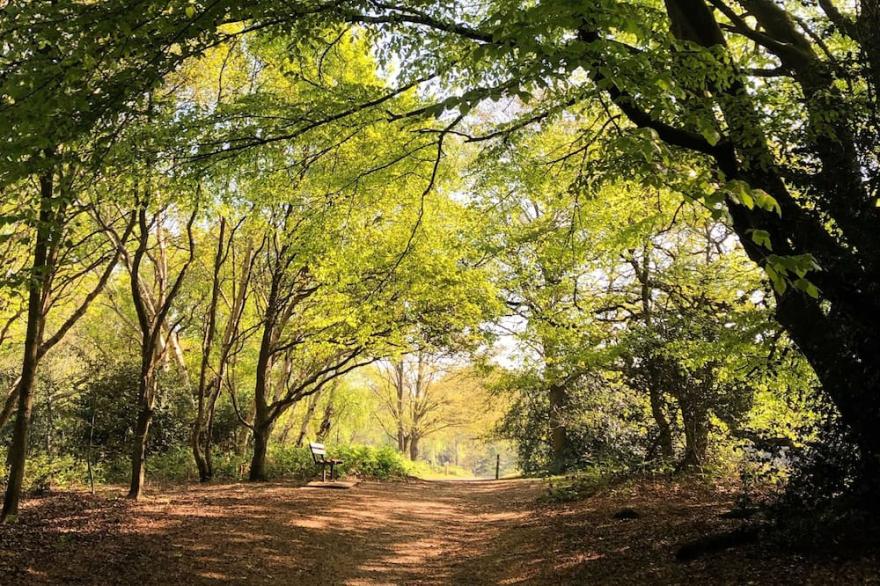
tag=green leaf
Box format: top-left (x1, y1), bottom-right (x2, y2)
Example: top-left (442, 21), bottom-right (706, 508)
top-left (700, 125), bottom-right (721, 147)
top-left (793, 278), bottom-right (819, 299)
top-left (749, 229), bottom-right (772, 250)
top-left (752, 189), bottom-right (782, 216)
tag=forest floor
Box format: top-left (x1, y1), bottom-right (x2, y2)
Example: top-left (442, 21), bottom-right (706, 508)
top-left (0, 477), bottom-right (878, 585)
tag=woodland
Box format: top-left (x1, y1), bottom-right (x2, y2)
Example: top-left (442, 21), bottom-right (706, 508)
top-left (1, 1), bottom-right (880, 583)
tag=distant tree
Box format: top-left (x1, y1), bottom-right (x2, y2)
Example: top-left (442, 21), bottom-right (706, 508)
top-left (373, 352), bottom-right (463, 461)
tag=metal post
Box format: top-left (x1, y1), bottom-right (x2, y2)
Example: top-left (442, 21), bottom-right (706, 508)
top-left (495, 454), bottom-right (500, 480)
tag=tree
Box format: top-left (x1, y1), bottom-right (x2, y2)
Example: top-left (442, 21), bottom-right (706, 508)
top-left (287, 1), bottom-right (877, 493)
top-left (124, 195), bottom-right (197, 499)
top-left (191, 216), bottom-right (255, 482)
top-left (373, 352), bottom-right (461, 460)
top-left (476, 108), bottom-right (801, 471)
top-left (1, 161), bottom-right (133, 521)
top-left (621, 232), bottom-right (768, 469)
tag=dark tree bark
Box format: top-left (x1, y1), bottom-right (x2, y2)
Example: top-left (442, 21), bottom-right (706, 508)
top-left (247, 211), bottom-right (372, 480)
top-left (679, 402), bottom-right (710, 470)
top-left (128, 393), bottom-right (154, 498)
top-left (2, 169), bottom-right (131, 521)
top-left (192, 218), bottom-right (226, 482)
top-left (648, 382), bottom-right (675, 460)
top-left (395, 362), bottom-right (407, 453)
top-left (249, 423), bottom-right (272, 482)
top-left (1, 174), bottom-right (52, 522)
top-left (409, 433), bottom-right (420, 461)
top-left (315, 384), bottom-right (336, 443)
top-left (548, 382), bottom-right (571, 473)
top-left (543, 332), bottom-right (573, 474)
top-left (127, 201), bottom-right (197, 499)
top-left (192, 219), bottom-right (253, 482)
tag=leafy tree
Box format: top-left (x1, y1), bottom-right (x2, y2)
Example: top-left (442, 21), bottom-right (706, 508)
top-left (372, 352), bottom-right (464, 460)
top-left (330, 0), bottom-right (880, 491)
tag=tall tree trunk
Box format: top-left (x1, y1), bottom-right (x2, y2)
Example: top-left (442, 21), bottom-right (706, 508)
top-left (126, 201), bottom-right (196, 498)
top-left (1, 173), bottom-right (53, 522)
top-left (249, 424), bottom-right (271, 482)
top-left (679, 401), bottom-right (709, 471)
top-left (397, 430), bottom-right (407, 453)
top-left (633, 249), bottom-right (675, 460)
top-left (128, 377), bottom-right (154, 500)
top-left (660, 0), bottom-right (880, 492)
top-left (192, 219), bottom-right (225, 482)
top-left (394, 361), bottom-right (407, 453)
top-left (196, 236), bottom-right (253, 480)
top-left (648, 380), bottom-right (675, 460)
top-left (548, 381), bottom-right (571, 473)
top-left (249, 312), bottom-right (275, 481)
top-left (409, 433), bottom-right (420, 461)
top-left (315, 387), bottom-right (335, 443)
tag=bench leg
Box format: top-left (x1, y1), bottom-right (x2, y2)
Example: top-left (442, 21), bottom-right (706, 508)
top-left (322, 465), bottom-right (326, 482)
top-left (330, 462), bottom-right (335, 481)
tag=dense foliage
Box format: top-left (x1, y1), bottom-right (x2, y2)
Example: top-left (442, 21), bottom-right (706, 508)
top-left (2, 0), bottom-right (879, 526)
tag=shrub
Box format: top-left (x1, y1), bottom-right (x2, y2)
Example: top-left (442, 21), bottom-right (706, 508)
top-left (145, 447), bottom-right (199, 484)
top-left (331, 444), bottom-right (411, 479)
top-left (265, 445), bottom-right (316, 480)
top-left (22, 453), bottom-right (89, 493)
top-left (211, 451), bottom-right (252, 480)
top-left (540, 464), bottom-right (627, 503)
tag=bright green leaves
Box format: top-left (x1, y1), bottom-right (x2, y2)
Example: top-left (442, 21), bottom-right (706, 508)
top-left (751, 189), bottom-right (782, 216)
top-left (696, 117), bottom-right (721, 147)
top-left (715, 180), bottom-right (781, 215)
top-left (764, 254), bottom-right (821, 298)
top-left (723, 180), bottom-right (753, 209)
top-left (748, 229), bottom-right (772, 251)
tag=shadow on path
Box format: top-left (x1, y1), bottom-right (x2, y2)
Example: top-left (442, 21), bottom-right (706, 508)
top-left (0, 479), bottom-right (544, 585)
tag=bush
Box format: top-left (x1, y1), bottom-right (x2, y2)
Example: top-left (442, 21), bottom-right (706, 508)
top-left (145, 447), bottom-right (199, 484)
top-left (540, 464), bottom-right (630, 503)
top-left (331, 444), bottom-right (411, 479)
top-left (495, 370), bottom-right (648, 475)
top-left (211, 451), bottom-right (252, 480)
top-left (209, 444), bottom-right (412, 481)
top-left (6, 443), bottom-right (415, 490)
top-left (22, 453), bottom-right (89, 493)
top-left (265, 445), bottom-right (316, 480)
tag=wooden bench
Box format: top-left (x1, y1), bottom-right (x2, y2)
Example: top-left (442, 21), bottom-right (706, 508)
top-left (309, 442), bottom-right (343, 481)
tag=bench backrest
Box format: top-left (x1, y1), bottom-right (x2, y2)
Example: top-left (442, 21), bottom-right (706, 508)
top-left (309, 442), bottom-right (326, 464)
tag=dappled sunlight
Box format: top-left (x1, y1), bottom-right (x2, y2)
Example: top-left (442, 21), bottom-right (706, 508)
top-left (4, 477), bottom-right (878, 584)
top-left (1, 480), bottom-right (548, 585)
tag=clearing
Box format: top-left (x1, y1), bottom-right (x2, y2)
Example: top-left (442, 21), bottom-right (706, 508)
top-left (0, 478), bottom-right (876, 584)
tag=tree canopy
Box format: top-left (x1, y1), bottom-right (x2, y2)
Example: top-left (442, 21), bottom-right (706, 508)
top-left (2, 0), bottom-right (879, 531)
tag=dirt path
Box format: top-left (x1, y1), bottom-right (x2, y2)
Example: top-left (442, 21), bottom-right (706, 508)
top-left (0, 479), bottom-right (548, 585)
top-left (1, 478), bottom-right (878, 585)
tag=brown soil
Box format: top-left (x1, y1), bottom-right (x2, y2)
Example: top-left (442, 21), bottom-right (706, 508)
top-left (0, 478), bottom-right (877, 585)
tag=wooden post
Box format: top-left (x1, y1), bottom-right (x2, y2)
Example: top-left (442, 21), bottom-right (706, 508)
top-left (495, 454), bottom-right (500, 480)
